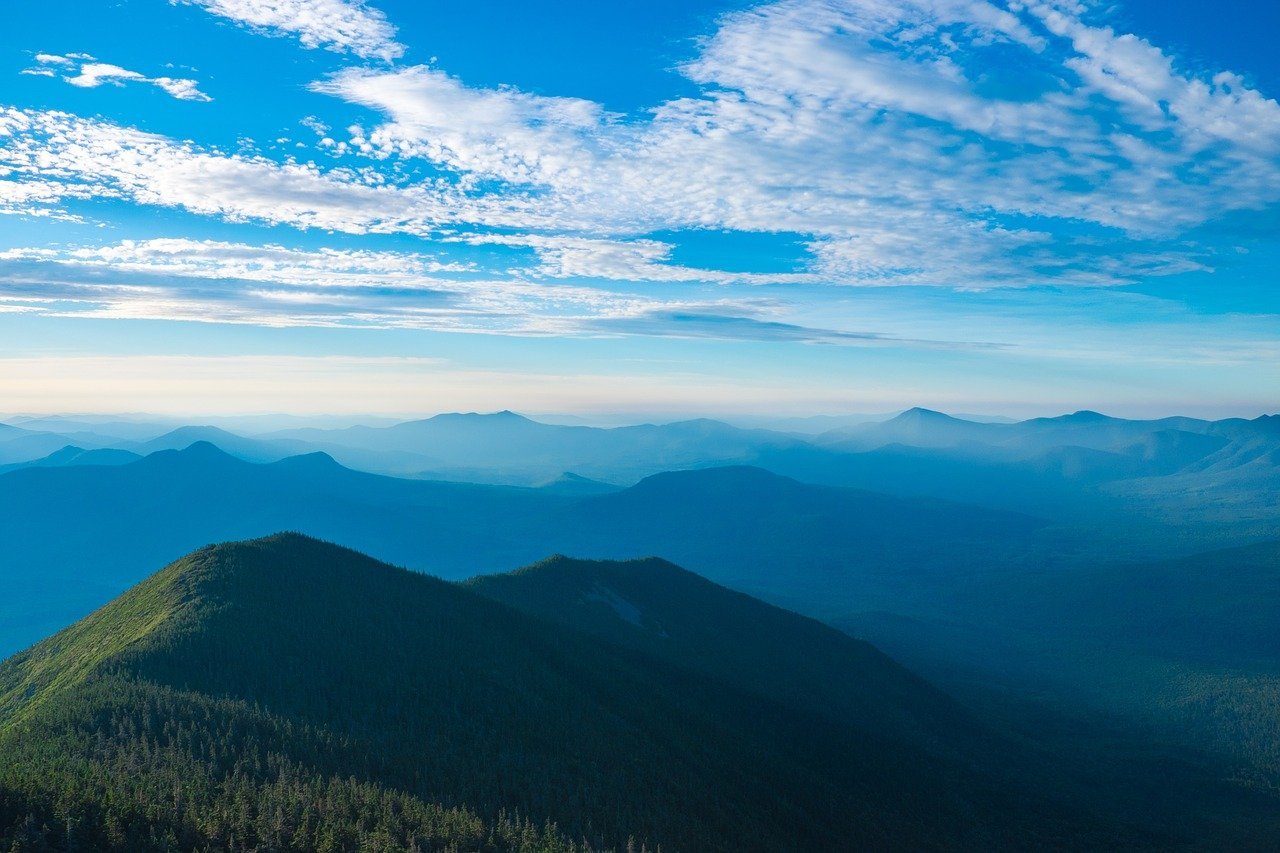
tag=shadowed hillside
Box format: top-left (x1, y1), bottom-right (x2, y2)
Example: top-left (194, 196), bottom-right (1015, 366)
top-left (0, 535), bottom-right (1106, 851)
top-left (467, 555), bottom-right (980, 752)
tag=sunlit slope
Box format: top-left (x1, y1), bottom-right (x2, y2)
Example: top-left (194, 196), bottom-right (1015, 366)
top-left (0, 534), bottom-right (1097, 851)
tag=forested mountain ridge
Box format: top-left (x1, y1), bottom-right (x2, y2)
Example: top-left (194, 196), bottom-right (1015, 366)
top-left (466, 552), bottom-right (1280, 847)
top-left (0, 534), bottom-right (1110, 852)
top-left (466, 554), bottom-right (981, 753)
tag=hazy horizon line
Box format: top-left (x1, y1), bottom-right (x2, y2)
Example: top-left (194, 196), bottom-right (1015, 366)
top-left (3, 405), bottom-right (1276, 430)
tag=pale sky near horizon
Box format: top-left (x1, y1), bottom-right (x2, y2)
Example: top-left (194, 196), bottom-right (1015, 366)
top-left (1, 0), bottom-right (1277, 418)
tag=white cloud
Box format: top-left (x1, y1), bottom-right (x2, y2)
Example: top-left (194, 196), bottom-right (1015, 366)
top-left (26, 54), bottom-right (212, 102)
top-left (456, 233), bottom-right (819, 285)
top-left (151, 77), bottom-right (213, 102)
top-left (313, 66), bottom-right (615, 188)
top-left (64, 62), bottom-right (147, 88)
top-left (0, 236), bottom-right (666, 332)
top-left (32, 53), bottom-right (93, 66)
top-left (0, 107), bottom-right (460, 230)
top-left (312, 0), bottom-right (1280, 285)
top-left (0, 238), bottom-right (469, 285)
top-left (0, 236), bottom-right (975, 347)
top-left (177, 0), bottom-right (403, 60)
top-left (6, 0), bottom-right (1278, 290)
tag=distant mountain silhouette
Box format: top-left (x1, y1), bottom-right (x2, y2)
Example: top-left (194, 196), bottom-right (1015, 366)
top-left (262, 410), bottom-right (805, 481)
top-left (554, 465), bottom-right (1043, 606)
top-left (0, 425), bottom-right (100, 465)
top-left (534, 471), bottom-right (621, 495)
top-left (0, 446), bottom-right (1042, 656)
top-left (3, 415), bottom-right (169, 441)
top-left (817, 407), bottom-right (1001, 449)
top-left (0, 445), bottom-right (140, 473)
top-left (5, 410), bottom-right (1275, 534)
top-left (134, 425), bottom-right (314, 462)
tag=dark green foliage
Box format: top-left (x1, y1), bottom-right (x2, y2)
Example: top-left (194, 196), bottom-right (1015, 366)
top-left (1035, 540), bottom-right (1280, 665)
top-left (467, 554), bottom-right (1280, 848)
top-left (0, 534), bottom-right (1089, 852)
top-left (0, 685), bottom-right (580, 852)
top-left (0, 537), bottom-right (604, 852)
top-left (466, 555), bottom-right (982, 752)
top-left (839, 540), bottom-right (1280, 788)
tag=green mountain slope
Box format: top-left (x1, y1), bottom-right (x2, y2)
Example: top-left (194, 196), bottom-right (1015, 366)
top-left (0, 534), bottom-right (1101, 852)
top-left (466, 555), bottom-right (982, 754)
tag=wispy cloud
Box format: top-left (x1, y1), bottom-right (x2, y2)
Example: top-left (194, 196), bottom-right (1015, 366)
top-left (5, 0), bottom-right (1278, 292)
top-left (0, 107), bottom-right (452, 229)
top-left (176, 0), bottom-right (403, 60)
top-left (24, 53), bottom-right (212, 102)
top-left (589, 308), bottom-right (993, 348)
top-left (455, 233), bottom-right (820, 285)
top-left (0, 238), bottom-right (994, 348)
top-left (311, 66), bottom-right (615, 186)
top-left (312, 0), bottom-right (1280, 286)
top-left (0, 238), bottom-right (470, 284)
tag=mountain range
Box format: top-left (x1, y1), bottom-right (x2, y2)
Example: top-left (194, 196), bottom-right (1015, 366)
top-left (3, 409), bottom-right (1276, 539)
top-left (0, 442), bottom-right (1041, 658)
top-left (0, 534), bottom-right (1116, 851)
top-left (1, 407), bottom-right (1278, 848)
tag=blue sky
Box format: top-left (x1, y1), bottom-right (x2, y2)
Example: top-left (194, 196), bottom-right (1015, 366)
top-left (0, 0), bottom-right (1276, 418)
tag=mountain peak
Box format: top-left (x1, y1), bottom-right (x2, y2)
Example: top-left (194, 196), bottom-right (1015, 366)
top-left (437, 409), bottom-right (532, 422)
top-left (140, 440), bottom-right (243, 468)
top-left (1251, 413), bottom-right (1280, 432)
top-left (515, 553), bottom-right (679, 578)
top-left (154, 424), bottom-right (238, 441)
top-left (40, 445), bottom-right (87, 463)
top-left (663, 417), bottom-right (733, 428)
top-left (1060, 410), bottom-right (1110, 422)
top-left (536, 470), bottom-right (619, 495)
top-left (271, 450), bottom-right (344, 471)
top-left (395, 410), bottom-right (540, 430)
top-left (1, 533), bottom-right (1019, 851)
top-left (177, 439), bottom-right (233, 457)
top-left (891, 407), bottom-right (959, 423)
top-left (468, 550), bottom-right (970, 750)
